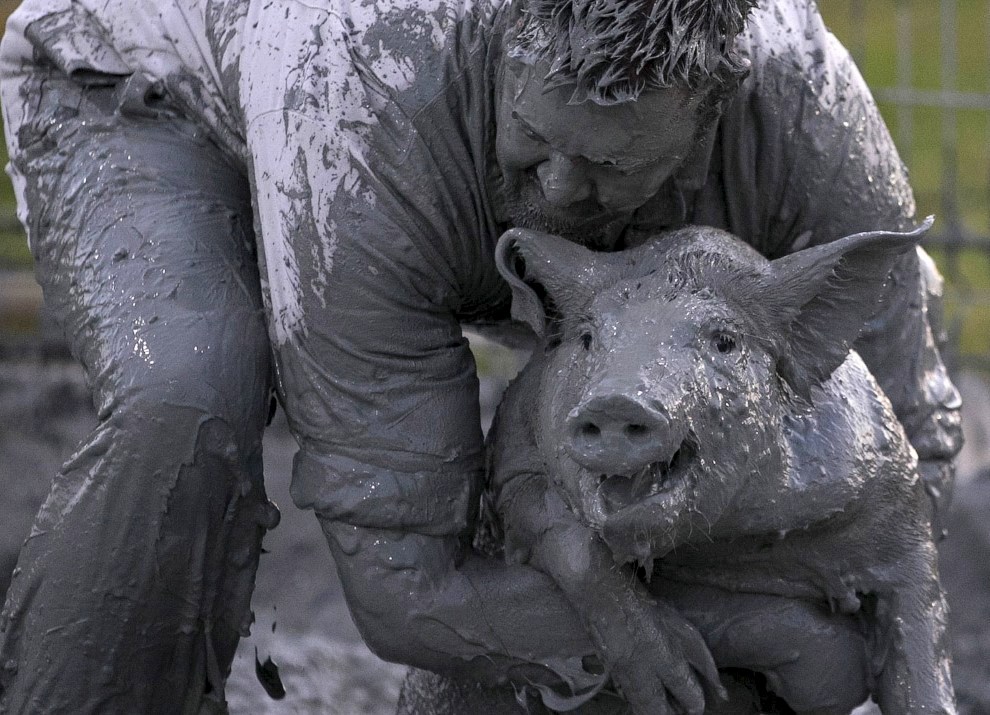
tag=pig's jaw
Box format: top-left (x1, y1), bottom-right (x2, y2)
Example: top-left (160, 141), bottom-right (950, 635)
top-left (597, 439), bottom-right (698, 513)
top-left (566, 437), bottom-right (700, 532)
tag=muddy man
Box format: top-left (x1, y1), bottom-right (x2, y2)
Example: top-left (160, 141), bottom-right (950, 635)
top-left (0, 0), bottom-right (961, 712)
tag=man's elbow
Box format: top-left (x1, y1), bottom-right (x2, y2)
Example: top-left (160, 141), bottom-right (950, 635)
top-left (344, 569), bottom-right (431, 664)
top-left (323, 522), bottom-right (462, 667)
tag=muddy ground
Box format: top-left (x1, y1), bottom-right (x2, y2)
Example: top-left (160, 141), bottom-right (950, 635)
top-left (1, 347), bottom-right (988, 714)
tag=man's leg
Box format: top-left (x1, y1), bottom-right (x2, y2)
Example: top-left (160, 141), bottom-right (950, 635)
top-left (0, 66), bottom-right (274, 713)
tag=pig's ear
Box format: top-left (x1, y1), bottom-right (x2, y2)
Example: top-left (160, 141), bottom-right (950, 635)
top-left (767, 217), bottom-right (933, 399)
top-left (495, 228), bottom-right (607, 338)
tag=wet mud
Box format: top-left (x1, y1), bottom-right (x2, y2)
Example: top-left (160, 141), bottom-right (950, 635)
top-left (1, 352), bottom-right (988, 713)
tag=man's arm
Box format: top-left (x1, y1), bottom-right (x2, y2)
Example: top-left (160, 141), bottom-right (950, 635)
top-left (855, 246), bottom-right (961, 531)
top-left (722, 0), bottom-right (962, 522)
top-left (321, 520), bottom-right (605, 690)
top-left (237, 10), bottom-right (603, 682)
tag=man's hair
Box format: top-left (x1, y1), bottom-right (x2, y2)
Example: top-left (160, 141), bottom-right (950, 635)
top-left (507, 0), bottom-right (758, 105)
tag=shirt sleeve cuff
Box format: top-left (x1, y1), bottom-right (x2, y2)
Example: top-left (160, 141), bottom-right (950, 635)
top-left (289, 447), bottom-right (480, 537)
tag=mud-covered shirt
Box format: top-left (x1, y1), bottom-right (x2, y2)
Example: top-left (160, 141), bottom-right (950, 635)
top-left (0, 0), bottom-right (960, 536)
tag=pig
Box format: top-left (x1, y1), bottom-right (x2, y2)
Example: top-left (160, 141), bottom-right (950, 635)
top-left (483, 219), bottom-right (953, 714)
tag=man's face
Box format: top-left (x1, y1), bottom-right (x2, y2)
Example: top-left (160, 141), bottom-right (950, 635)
top-left (494, 59), bottom-right (707, 249)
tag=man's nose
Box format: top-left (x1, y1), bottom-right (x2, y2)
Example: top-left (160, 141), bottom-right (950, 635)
top-left (536, 151), bottom-right (593, 207)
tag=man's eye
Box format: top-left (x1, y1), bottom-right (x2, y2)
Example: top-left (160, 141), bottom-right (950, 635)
top-left (511, 113), bottom-right (544, 143)
top-left (520, 125), bottom-right (543, 142)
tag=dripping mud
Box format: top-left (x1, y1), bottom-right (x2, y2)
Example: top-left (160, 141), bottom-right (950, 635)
top-left (1, 348), bottom-right (989, 713)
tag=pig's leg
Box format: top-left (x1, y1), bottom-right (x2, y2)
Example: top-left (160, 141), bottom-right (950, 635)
top-left (654, 581), bottom-right (870, 714)
top-left (499, 474), bottom-right (720, 715)
top-left (871, 548), bottom-right (955, 714)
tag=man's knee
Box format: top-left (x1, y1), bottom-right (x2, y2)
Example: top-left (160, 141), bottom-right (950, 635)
top-left (119, 379), bottom-right (266, 457)
top-left (86, 342), bottom-right (276, 586)
top-left (98, 305), bottom-right (270, 439)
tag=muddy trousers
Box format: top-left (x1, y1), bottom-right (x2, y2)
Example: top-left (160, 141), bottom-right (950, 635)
top-left (0, 66), bottom-right (274, 714)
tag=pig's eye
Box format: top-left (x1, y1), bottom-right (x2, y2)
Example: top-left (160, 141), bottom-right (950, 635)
top-left (580, 332), bottom-right (593, 350)
top-left (712, 332), bottom-right (737, 354)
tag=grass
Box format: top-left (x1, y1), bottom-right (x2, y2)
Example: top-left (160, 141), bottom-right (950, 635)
top-left (0, 141), bottom-right (27, 269)
top-left (821, 0), bottom-right (989, 233)
top-left (0, 230), bottom-right (27, 266)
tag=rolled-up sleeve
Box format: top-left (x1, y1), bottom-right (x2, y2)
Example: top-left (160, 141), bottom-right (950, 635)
top-left (237, 0), bottom-right (493, 536)
top-left (279, 190), bottom-right (485, 535)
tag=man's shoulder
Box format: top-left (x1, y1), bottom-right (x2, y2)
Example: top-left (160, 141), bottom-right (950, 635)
top-left (4, 0), bottom-right (180, 74)
top-left (235, 0), bottom-right (506, 66)
top-left (727, 0), bottom-right (879, 141)
top-left (736, 0), bottom-right (853, 96)
top-left (229, 0), bottom-right (506, 119)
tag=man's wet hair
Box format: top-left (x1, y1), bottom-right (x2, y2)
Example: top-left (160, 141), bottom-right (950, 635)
top-left (508, 0), bottom-right (758, 105)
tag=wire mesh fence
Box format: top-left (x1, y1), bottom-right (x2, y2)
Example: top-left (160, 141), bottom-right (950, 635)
top-left (821, 0), bottom-right (990, 372)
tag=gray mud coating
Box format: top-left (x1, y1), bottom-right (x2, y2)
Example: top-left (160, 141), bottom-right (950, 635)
top-left (0, 69), bottom-right (275, 711)
top-left (0, 0), bottom-right (964, 711)
top-left (7, 357), bottom-right (990, 712)
top-left (483, 222), bottom-right (953, 713)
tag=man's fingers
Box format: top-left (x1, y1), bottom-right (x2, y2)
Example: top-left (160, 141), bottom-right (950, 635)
top-left (651, 599), bottom-right (724, 702)
top-left (614, 670), bottom-right (675, 715)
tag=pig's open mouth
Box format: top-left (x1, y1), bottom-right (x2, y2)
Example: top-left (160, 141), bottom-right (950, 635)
top-left (597, 439), bottom-right (697, 512)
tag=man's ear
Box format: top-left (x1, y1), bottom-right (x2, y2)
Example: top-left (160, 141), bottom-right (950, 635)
top-left (495, 228), bottom-right (607, 339)
top-left (766, 217), bottom-right (934, 399)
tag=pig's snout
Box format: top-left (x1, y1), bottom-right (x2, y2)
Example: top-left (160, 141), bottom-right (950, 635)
top-left (565, 395), bottom-right (672, 474)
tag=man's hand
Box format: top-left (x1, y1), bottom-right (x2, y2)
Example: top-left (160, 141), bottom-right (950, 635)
top-left (581, 586), bottom-right (722, 715)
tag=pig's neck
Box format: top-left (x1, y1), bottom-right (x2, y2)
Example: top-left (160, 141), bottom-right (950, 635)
top-left (716, 355), bottom-right (907, 536)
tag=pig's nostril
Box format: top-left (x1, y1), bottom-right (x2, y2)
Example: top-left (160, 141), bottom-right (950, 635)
top-left (625, 424), bottom-right (649, 439)
top-left (579, 423), bottom-right (601, 438)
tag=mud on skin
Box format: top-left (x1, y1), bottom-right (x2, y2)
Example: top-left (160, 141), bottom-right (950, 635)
top-left (482, 220), bottom-right (954, 714)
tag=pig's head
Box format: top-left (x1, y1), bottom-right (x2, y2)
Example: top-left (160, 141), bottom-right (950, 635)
top-left (495, 219), bottom-right (931, 567)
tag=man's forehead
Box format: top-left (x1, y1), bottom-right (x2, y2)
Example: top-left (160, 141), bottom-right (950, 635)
top-left (505, 58), bottom-right (698, 109)
top-left (504, 60), bottom-right (704, 163)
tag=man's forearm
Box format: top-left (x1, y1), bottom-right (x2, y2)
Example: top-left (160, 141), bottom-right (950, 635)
top-left (320, 519), bottom-right (598, 690)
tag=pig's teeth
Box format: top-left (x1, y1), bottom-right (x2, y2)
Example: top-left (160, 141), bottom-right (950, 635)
top-left (651, 448), bottom-right (678, 484)
top-left (631, 465), bottom-right (653, 498)
top-left (647, 442), bottom-right (695, 495)
top-left (598, 439), bottom-right (696, 510)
